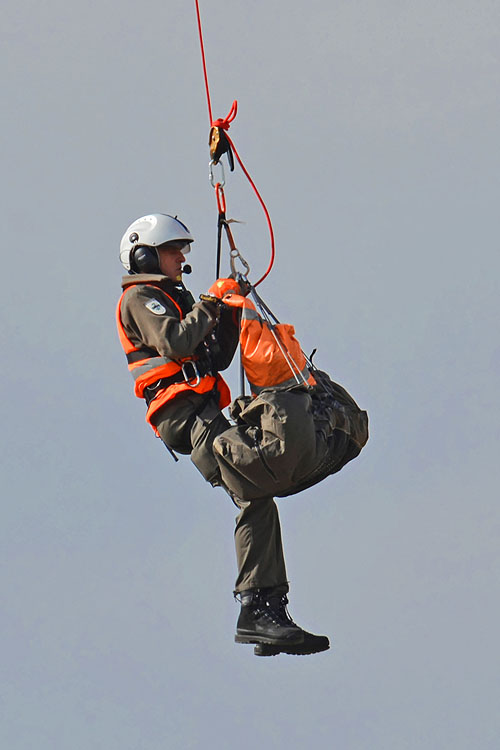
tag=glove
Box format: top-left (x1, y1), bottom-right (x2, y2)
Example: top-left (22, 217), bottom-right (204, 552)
top-left (219, 293), bottom-right (254, 310)
top-left (207, 278), bottom-right (242, 299)
top-left (197, 295), bottom-right (221, 323)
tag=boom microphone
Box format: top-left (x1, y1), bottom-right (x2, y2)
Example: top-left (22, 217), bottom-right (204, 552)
top-left (182, 264), bottom-right (192, 274)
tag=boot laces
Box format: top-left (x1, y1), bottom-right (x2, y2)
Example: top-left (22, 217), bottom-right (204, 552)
top-left (235, 591), bottom-right (298, 628)
top-left (270, 594), bottom-right (298, 627)
top-left (262, 593), bottom-right (299, 628)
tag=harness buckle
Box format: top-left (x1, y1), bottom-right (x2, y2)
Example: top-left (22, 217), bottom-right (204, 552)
top-left (182, 360), bottom-right (201, 387)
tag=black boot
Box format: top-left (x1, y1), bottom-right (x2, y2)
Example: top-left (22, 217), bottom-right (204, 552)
top-left (253, 594), bottom-right (330, 656)
top-left (235, 590), bottom-right (304, 647)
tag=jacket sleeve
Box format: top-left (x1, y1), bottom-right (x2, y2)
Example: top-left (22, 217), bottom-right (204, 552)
top-left (120, 286), bottom-right (218, 359)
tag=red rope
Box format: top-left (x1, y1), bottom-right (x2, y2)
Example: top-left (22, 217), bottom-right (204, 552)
top-left (215, 183), bottom-right (226, 214)
top-left (194, 1), bottom-right (275, 286)
top-left (194, 0), bottom-right (212, 124)
top-left (222, 129), bottom-right (276, 287)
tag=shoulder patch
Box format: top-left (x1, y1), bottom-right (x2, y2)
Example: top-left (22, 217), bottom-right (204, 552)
top-left (145, 298), bottom-right (167, 315)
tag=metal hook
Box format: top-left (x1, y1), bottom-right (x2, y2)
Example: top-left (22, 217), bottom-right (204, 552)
top-left (230, 246), bottom-right (251, 278)
top-left (181, 361), bottom-right (201, 387)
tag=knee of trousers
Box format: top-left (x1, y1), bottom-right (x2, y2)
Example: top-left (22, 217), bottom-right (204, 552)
top-left (190, 399), bottom-right (231, 485)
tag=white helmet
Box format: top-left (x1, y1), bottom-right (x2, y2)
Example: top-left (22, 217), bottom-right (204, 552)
top-left (119, 213), bottom-right (194, 273)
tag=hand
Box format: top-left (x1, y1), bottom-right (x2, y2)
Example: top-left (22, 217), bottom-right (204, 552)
top-left (218, 292), bottom-right (254, 311)
top-left (199, 293), bottom-right (220, 305)
top-left (198, 294), bottom-right (221, 322)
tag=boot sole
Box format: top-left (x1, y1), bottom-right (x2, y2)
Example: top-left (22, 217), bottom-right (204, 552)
top-left (254, 641), bottom-right (330, 657)
top-left (235, 631), bottom-right (304, 647)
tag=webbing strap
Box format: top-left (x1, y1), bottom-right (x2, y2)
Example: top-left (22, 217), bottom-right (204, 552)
top-left (126, 347), bottom-right (159, 364)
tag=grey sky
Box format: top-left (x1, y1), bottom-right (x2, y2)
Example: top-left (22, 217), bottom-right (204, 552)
top-left (2, 1), bottom-right (499, 748)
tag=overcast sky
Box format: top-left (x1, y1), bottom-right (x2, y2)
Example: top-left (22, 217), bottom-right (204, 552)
top-left (2, 1), bottom-right (499, 748)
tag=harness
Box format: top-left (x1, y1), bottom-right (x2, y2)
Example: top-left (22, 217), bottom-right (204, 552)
top-left (142, 357), bottom-right (215, 406)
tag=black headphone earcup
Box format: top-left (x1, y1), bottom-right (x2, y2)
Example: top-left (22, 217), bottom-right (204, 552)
top-left (130, 245), bottom-right (159, 274)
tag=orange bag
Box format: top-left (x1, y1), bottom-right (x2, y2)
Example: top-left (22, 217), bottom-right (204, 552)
top-left (222, 293), bottom-right (316, 395)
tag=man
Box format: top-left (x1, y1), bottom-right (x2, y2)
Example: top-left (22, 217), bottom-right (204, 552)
top-left (117, 213), bottom-right (367, 656)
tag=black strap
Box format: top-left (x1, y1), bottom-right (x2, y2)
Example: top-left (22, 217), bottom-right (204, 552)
top-left (126, 347), bottom-right (159, 364)
top-left (216, 211), bottom-right (225, 279)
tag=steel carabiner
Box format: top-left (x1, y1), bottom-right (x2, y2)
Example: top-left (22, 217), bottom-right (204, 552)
top-left (230, 246), bottom-right (251, 278)
top-left (181, 361), bottom-right (201, 387)
top-left (209, 159), bottom-right (225, 188)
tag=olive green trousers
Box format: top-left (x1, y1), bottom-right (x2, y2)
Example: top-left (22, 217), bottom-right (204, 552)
top-left (153, 391), bottom-right (289, 594)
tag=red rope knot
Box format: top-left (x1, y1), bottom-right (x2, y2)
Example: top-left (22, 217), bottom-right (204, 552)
top-left (211, 100), bottom-right (238, 131)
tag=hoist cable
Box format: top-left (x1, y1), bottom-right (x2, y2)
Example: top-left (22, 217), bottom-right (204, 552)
top-left (194, 0), bottom-right (213, 124)
top-left (193, 0), bottom-right (276, 287)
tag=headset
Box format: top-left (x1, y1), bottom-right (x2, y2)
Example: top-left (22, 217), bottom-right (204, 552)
top-left (129, 240), bottom-right (192, 276)
top-left (126, 231), bottom-right (158, 274)
top-left (129, 244), bottom-right (160, 274)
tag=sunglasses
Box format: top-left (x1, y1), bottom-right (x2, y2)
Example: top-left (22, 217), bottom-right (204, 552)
top-left (159, 241), bottom-right (191, 254)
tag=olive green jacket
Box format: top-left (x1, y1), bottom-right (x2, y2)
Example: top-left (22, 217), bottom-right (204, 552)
top-left (119, 273), bottom-right (239, 371)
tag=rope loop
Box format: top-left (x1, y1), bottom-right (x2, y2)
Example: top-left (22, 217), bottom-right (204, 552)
top-left (211, 100), bottom-right (238, 131)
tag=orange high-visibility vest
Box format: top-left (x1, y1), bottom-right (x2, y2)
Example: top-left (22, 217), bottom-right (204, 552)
top-left (116, 283), bottom-right (230, 432)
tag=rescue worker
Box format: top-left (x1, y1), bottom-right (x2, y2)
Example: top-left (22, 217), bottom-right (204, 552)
top-left (117, 213), bottom-right (368, 656)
